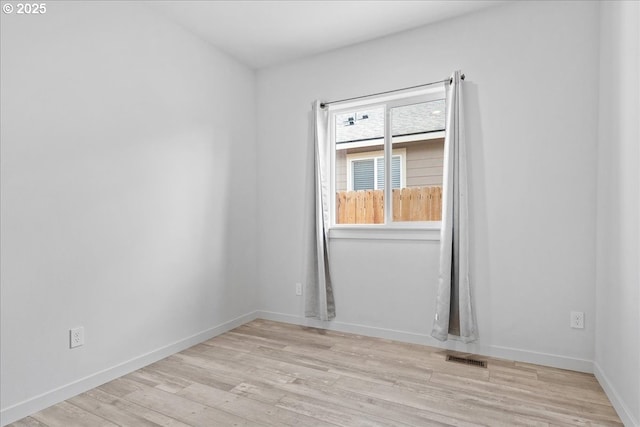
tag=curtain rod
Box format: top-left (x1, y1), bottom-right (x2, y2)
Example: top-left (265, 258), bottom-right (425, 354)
top-left (320, 74), bottom-right (465, 109)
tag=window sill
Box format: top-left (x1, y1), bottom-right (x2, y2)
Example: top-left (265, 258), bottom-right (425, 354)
top-left (328, 225), bottom-right (441, 241)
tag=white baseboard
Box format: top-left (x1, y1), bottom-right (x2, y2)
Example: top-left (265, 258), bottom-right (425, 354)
top-left (594, 362), bottom-right (639, 427)
top-left (255, 310), bottom-right (594, 373)
top-left (0, 311), bottom-right (259, 427)
top-left (485, 344), bottom-right (593, 373)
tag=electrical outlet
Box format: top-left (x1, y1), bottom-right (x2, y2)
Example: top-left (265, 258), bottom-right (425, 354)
top-left (70, 327), bottom-right (84, 348)
top-left (295, 283), bottom-right (302, 296)
top-left (570, 311), bottom-right (584, 329)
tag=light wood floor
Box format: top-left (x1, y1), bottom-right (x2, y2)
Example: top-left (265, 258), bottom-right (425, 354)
top-left (10, 319), bottom-right (622, 426)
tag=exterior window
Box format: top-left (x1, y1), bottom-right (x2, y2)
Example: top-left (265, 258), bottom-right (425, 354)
top-left (332, 92), bottom-right (445, 225)
top-left (348, 153), bottom-right (403, 191)
top-left (352, 158), bottom-right (375, 190)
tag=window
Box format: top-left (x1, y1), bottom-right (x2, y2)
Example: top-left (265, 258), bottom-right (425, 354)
top-left (332, 90), bottom-right (445, 226)
top-left (347, 150), bottom-right (405, 191)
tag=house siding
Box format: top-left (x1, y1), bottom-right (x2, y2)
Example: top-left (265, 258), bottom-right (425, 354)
top-left (399, 138), bottom-right (444, 187)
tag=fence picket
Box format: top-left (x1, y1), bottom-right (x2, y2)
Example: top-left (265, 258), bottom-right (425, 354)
top-left (336, 192), bottom-right (346, 224)
top-left (346, 192), bottom-right (356, 223)
top-left (392, 189), bottom-right (401, 222)
top-left (355, 191), bottom-right (364, 223)
top-left (401, 188), bottom-right (411, 221)
top-left (374, 190), bottom-right (384, 223)
top-left (364, 190), bottom-right (374, 223)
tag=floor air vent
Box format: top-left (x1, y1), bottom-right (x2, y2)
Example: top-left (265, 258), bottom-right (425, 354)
top-left (446, 355), bottom-right (487, 368)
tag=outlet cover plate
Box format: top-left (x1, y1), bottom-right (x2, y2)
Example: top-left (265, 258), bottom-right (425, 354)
top-left (70, 326), bottom-right (84, 348)
top-left (570, 311), bottom-right (584, 329)
top-left (295, 283), bottom-right (302, 296)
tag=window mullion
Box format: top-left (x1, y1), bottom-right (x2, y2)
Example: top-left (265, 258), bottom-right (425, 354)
top-left (384, 105), bottom-right (392, 225)
top-left (373, 157), bottom-right (378, 190)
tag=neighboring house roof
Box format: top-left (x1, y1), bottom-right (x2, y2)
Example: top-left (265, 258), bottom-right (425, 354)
top-left (335, 99), bottom-right (445, 144)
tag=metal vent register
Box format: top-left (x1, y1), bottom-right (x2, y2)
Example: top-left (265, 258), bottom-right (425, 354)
top-left (446, 355), bottom-right (487, 368)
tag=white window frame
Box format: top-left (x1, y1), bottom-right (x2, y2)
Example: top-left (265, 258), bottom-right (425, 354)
top-left (346, 149), bottom-right (406, 191)
top-left (328, 86), bottom-right (445, 240)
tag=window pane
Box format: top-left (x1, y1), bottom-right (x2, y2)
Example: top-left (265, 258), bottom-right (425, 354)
top-left (390, 101), bottom-right (444, 222)
top-left (335, 107), bottom-right (385, 224)
top-left (336, 108), bottom-right (384, 143)
top-left (353, 159), bottom-right (375, 191)
top-left (391, 99), bottom-right (445, 136)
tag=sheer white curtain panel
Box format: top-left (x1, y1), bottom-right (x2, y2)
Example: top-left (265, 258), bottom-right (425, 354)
top-left (303, 100), bottom-right (335, 321)
top-left (431, 71), bottom-right (477, 343)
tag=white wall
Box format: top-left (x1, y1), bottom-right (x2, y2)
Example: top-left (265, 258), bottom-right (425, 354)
top-left (257, 1), bottom-right (599, 371)
top-left (595, 1), bottom-right (640, 425)
top-left (0, 2), bottom-right (258, 424)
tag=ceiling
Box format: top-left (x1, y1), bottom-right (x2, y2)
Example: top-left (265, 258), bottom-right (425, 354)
top-left (149, 1), bottom-right (503, 69)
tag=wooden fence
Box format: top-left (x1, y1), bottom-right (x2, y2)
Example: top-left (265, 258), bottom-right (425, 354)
top-left (336, 186), bottom-right (442, 224)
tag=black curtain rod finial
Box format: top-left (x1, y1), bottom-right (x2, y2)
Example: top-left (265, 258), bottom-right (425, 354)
top-left (450, 74), bottom-right (465, 85)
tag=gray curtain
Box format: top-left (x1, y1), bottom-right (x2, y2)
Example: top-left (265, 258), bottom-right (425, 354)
top-left (431, 71), bottom-right (477, 343)
top-left (304, 100), bottom-right (335, 320)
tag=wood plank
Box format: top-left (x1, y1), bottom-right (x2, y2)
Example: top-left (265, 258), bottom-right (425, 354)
top-left (122, 381), bottom-right (258, 426)
top-left (277, 378), bottom-right (465, 427)
top-left (373, 190), bottom-right (384, 223)
top-left (5, 418), bottom-right (48, 427)
top-left (410, 187), bottom-right (422, 220)
top-left (392, 188), bottom-right (401, 221)
top-left (68, 392), bottom-right (161, 427)
top-left (401, 187), bottom-right (411, 221)
top-left (364, 189), bottom-right (374, 223)
top-left (330, 375), bottom-right (524, 426)
top-left (420, 187), bottom-right (431, 221)
top-left (432, 186), bottom-right (442, 220)
top-left (429, 372), bottom-right (622, 426)
top-left (147, 355), bottom-right (240, 391)
top-left (97, 377), bottom-right (148, 398)
top-left (178, 382), bottom-right (329, 426)
top-left (127, 366), bottom-right (192, 393)
top-left (30, 401), bottom-right (118, 427)
top-left (172, 351), bottom-right (298, 386)
top-left (345, 192), bottom-right (355, 223)
top-left (230, 382), bottom-right (289, 405)
top-left (427, 187), bottom-right (435, 220)
top-left (355, 190), bottom-right (366, 223)
top-left (80, 388), bottom-right (192, 427)
top-left (336, 192), bottom-right (346, 224)
top-left (277, 394), bottom-right (412, 427)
